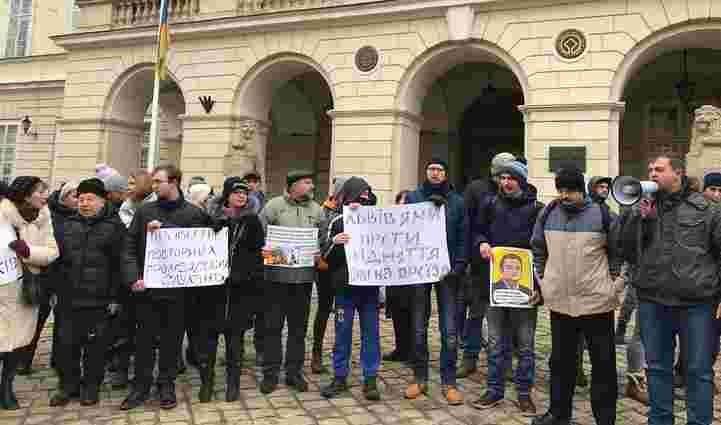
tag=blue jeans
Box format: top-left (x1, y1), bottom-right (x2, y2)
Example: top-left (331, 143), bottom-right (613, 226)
top-left (332, 288), bottom-right (380, 380)
top-left (486, 306), bottom-right (537, 398)
top-left (411, 280), bottom-right (458, 385)
top-left (639, 302), bottom-right (714, 425)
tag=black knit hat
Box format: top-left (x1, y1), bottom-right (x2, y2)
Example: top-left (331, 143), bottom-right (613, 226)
top-left (77, 178), bottom-right (107, 198)
top-left (7, 176), bottom-right (43, 204)
top-left (221, 176), bottom-right (243, 205)
top-left (287, 170), bottom-right (315, 188)
top-left (426, 157), bottom-right (449, 174)
top-left (554, 165), bottom-right (586, 193)
top-left (705, 173), bottom-right (721, 190)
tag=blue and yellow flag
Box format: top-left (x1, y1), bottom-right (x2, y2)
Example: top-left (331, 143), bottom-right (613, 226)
top-left (155, 0), bottom-right (170, 80)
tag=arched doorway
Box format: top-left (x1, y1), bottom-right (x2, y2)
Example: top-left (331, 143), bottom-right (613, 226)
top-left (104, 64), bottom-right (186, 175)
top-left (234, 55), bottom-right (334, 200)
top-left (396, 42), bottom-right (528, 193)
top-left (611, 24), bottom-right (721, 178)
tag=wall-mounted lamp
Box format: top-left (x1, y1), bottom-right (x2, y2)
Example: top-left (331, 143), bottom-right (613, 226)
top-left (21, 115), bottom-right (38, 137)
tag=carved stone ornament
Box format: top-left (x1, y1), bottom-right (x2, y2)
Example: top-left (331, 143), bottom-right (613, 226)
top-left (555, 29), bottom-right (587, 60)
top-left (231, 121), bottom-right (257, 151)
top-left (355, 46), bottom-right (379, 73)
top-left (690, 105), bottom-right (721, 151)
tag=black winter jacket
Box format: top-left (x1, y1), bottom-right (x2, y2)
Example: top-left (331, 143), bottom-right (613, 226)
top-left (617, 188), bottom-right (721, 305)
top-left (125, 194), bottom-right (211, 300)
top-left (57, 204), bottom-right (126, 309)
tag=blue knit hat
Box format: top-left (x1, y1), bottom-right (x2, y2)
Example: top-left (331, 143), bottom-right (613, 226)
top-left (704, 172), bottom-right (721, 190)
top-left (495, 160), bottom-right (528, 184)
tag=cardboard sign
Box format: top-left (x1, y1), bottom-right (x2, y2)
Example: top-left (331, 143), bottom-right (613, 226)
top-left (0, 222), bottom-right (18, 286)
top-left (344, 202), bottom-right (451, 286)
top-left (143, 227), bottom-right (228, 288)
top-left (490, 247), bottom-right (534, 308)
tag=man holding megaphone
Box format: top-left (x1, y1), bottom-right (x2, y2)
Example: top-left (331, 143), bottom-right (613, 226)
top-left (616, 156), bottom-right (721, 425)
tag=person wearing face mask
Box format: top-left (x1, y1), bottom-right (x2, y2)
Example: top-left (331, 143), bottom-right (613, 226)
top-left (0, 176), bottom-right (59, 410)
top-left (470, 160), bottom-right (543, 414)
top-left (403, 158), bottom-right (466, 405)
top-left (320, 177), bottom-right (382, 400)
top-left (195, 181), bottom-right (264, 402)
top-left (258, 170), bottom-right (323, 394)
top-left (49, 178), bottom-right (126, 407)
top-left (530, 165), bottom-right (624, 425)
top-left (616, 157), bottom-right (721, 425)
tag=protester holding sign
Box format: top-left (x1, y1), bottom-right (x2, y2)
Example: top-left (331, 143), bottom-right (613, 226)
top-left (49, 178), bottom-right (126, 407)
top-left (319, 177), bottom-right (382, 400)
top-left (195, 181), bottom-right (265, 403)
top-left (258, 170), bottom-right (323, 394)
top-left (121, 164), bottom-right (212, 411)
top-left (531, 166), bottom-right (623, 425)
top-left (468, 160), bottom-right (543, 414)
top-left (403, 158), bottom-right (465, 406)
top-left (0, 176), bottom-right (59, 410)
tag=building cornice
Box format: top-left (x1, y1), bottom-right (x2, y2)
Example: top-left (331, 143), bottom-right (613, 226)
top-left (518, 102), bottom-right (626, 113)
top-left (0, 80), bottom-right (66, 92)
top-left (327, 108), bottom-right (423, 125)
top-left (57, 117), bottom-right (145, 131)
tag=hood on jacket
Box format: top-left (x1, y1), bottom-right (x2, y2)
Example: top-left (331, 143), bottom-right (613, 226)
top-left (587, 176), bottom-right (612, 204)
top-left (336, 177), bottom-right (371, 208)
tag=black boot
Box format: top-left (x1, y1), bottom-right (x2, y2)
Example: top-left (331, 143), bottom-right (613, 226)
top-left (0, 351), bottom-right (21, 410)
top-left (225, 335), bottom-right (243, 402)
top-left (321, 377), bottom-right (348, 399)
top-left (198, 353), bottom-right (216, 403)
top-left (615, 320), bottom-right (628, 345)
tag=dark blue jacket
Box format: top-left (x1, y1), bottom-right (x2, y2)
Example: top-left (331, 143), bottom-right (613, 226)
top-left (472, 189), bottom-right (544, 254)
top-left (405, 181), bottom-right (465, 270)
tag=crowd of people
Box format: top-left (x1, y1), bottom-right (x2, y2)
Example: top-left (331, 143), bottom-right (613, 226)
top-left (0, 155), bottom-right (720, 425)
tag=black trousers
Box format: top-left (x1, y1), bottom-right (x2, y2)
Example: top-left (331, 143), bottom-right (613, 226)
top-left (550, 311), bottom-right (617, 425)
top-left (386, 286), bottom-right (412, 359)
top-left (55, 307), bottom-right (111, 393)
top-left (312, 271), bottom-right (335, 352)
top-left (262, 282), bottom-right (313, 377)
top-left (134, 296), bottom-right (186, 389)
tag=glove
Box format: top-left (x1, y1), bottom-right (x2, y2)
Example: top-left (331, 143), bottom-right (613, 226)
top-left (212, 216), bottom-right (229, 232)
top-left (8, 240), bottom-right (30, 258)
top-left (428, 193), bottom-right (447, 207)
top-left (107, 303), bottom-right (122, 316)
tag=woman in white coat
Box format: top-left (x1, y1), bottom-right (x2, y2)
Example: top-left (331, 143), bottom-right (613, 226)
top-left (0, 176), bottom-right (59, 409)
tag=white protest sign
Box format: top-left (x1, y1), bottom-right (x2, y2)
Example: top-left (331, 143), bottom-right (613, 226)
top-left (344, 202), bottom-right (450, 286)
top-left (0, 222), bottom-right (18, 286)
top-left (264, 225), bottom-right (319, 268)
top-left (143, 227), bottom-right (228, 288)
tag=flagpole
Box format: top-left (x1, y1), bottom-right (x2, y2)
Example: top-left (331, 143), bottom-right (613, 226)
top-left (147, 70), bottom-right (161, 173)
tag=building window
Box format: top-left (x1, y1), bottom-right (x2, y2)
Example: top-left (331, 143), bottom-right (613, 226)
top-left (0, 126), bottom-right (18, 184)
top-left (5, 0), bottom-right (33, 58)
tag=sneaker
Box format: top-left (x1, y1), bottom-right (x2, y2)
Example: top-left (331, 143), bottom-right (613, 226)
top-left (625, 373), bottom-right (649, 405)
top-left (404, 383), bottom-right (427, 399)
top-left (517, 396), bottom-right (536, 416)
top-left (119, 389), bottom-right (149, 411)
top-left (49, 389), bottom-right (79, 407)
top-left (158, 383), bottom-right (177, 410)
top-left (382, 350), bottom-right (406, 362)
top-left (260, 375), bottom-right (278, 394)
top-left (470, 392), bottom-right (503, 410)
top-left (442, 385), bottom-right (463, 405)
top-left (321, 378), bottom-right (348, 399)
top-left (531, 412), bottom-right (571, 425)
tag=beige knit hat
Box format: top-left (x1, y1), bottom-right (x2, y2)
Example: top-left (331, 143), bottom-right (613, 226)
top-left (490, 152), bottom-right (517, 176)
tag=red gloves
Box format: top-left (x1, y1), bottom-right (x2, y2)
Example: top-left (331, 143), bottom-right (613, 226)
top-left (8, 240), bottom-right (30, 258)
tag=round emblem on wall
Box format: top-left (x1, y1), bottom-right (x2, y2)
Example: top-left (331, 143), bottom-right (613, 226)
top-left (555, 29), bottom-right (587, 60)
top-left (355, 46), bottom-right (379, 73)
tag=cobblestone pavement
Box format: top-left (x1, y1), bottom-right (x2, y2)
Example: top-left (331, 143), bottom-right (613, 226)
top-left (2, 302), bottom-right (721, 425)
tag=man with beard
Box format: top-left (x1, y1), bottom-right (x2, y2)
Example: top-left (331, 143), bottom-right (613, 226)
top-left (403, 158), bottom-right (465, 405)
top-left (258, 170), bottom-right (323, 394)
top-left (50, 178), bottom-right (126, 406)
top-left (120, 164), bottom-right (211, 411)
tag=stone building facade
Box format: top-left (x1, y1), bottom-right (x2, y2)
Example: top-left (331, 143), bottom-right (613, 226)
top-left (0, 0), bottom-right (720, 202)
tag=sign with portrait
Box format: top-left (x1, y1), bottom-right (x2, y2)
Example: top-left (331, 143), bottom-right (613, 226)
top-left (490, 247), bottom-right (534, 308)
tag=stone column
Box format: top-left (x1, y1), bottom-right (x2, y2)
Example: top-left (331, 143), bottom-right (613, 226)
top-left (519, 102), bottom-right (625, 202)
top-left (328, 109), bottom-right (421, 205)
top-left (686, 105), bottom-right (721, 178)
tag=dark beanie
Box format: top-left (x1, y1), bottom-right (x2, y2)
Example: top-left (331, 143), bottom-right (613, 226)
top-left (221, 176), bottom-right (243, 204)
top-left (7, 176), bottom-right (42, 204)
top-left (704, 172), bottom-right (721, 190)
top-left (287, 170), bottom-right (315, 188)
top-left (77, 178), bottom-right (107, 198)
top-left (555, 165), bottom-right (586, 193)
top-left (426, 157), bottom-right (449, 173)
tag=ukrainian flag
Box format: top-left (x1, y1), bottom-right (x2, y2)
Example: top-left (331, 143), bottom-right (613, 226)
top-left (155, 0), bottom-right (170, 80)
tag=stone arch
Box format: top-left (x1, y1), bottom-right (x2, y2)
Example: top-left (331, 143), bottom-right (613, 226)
top-left (395, 40), bottom-right (530, 116)
top-left (610, 20), bottom-right (721, 102)
top-left (233, 52), bottom-right (335, 121)
top-left (103, 63), bottom-right (187, 175)
top-left (392, 40), bottom-right (528, 193)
